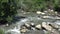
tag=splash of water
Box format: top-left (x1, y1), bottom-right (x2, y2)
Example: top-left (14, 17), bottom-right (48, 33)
top-left (5, 27), bottom-right (20, 34)
top-left (5, 18), bottom-right (29, 34)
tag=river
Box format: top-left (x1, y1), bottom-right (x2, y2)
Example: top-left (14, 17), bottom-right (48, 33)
top-left (0, 10), bottom-right (60, 34)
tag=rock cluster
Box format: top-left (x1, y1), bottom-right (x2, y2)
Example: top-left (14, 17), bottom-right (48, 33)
top-left (20, 22), bottom-right (60, 34)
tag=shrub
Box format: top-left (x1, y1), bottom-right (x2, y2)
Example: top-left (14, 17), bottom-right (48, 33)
top-left (0, 29), bottom-right (5, 34)
top-left (0, 0), bottom-right (19, 24)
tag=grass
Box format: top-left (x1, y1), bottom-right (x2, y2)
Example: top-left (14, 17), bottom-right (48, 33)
top-left (0, 29), bottom-right (5, 34)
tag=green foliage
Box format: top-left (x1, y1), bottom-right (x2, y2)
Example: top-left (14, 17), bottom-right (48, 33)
top-left (0, 29), bottom-right (5, 34)
top-left (20, 0), bottom-right (60, 12)
top-left (0, 0), bottom-right (19, 24)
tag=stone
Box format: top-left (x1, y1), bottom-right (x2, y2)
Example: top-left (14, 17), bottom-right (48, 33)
top-left (5, 24), bottom-right (9, 27)
top-left (30, 23), bottom-right (35, 27)
top-left (47, 23), bottom-right (59, 29)
top-left (44, 11), bottom-right (48, 13)
top-left (55, 11), bottom-right (58, 14)
top-left (36, 11), bottom-right (42, 14)
top-left (20, 28), bottom-right (28, 33)
top-left (41, 12), bottom-right (45, 15)
top-left (31, 27), bottom-right (36, 30)
top-left (42, 22), bottom-right (53, 31)
top-left (50, 9), bottom-right (54, 12)
top-left (51, 29), bottom-right (59, 34)
top-left (24, 23), bottom-right (31, 30)
top-left (24, 23), bottom-right (30, 27)
top-left (35, 24), bottom-right (41, 30)
top-left (42, 16), bottom-right (49, 18)
top-left (23, 12), bottom-right (26, 14)
top-left (21, 26), bottom-right (27, 29)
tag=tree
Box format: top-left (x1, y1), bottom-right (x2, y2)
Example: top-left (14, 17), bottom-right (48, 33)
top-left (19, 0), bottom-right (60, 12)
top-left (0, 0), bottom-right (19, 24)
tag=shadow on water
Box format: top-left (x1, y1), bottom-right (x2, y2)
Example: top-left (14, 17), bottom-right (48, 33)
top-left (0, 16), bottom-right (26, 25)
top-left (0, 20), bottom-right (8, 25)
top-left (12, 16), bottom-right (26, 23)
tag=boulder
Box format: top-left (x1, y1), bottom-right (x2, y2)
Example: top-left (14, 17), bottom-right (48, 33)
top-left (42, 22), bottom-right (53, 31)
top-left (47, 22), bottom-right (59, 30)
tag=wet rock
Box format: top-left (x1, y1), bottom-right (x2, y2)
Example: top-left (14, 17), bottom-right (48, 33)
top-left (42, 22), bottom-right (53, 31)
top-left (24, 23), bottom-right (30, 27)
top-left (36, 11), bottom-right (42, 14)
top-left (23, 23), bottom-right (31, 29)
top-left (20, 28), bottom-right (29, 33)
top-left (57, 14), bottom-right (60, 17)
top-left (47, 22), bottom-right (59, 30)
top-left (50, 9), bottom-right (54, 12)
top-left (55, 11), bottom-right (58, 14)
top-left (23, 12), bottom-right (26, 14)
top-left (51, 29), bottom-right (59, 34)
top-left (42, 16), bottom-right (50, 19)
top-left (30, 23), bottom-right (35, 27)
top-left (31, 27), bottom-right (36, 30)
top-left (58, 29), bottom-right (60, 31)
top-left (21, 26), bottom-right (27, 29)
top-left (44, 11), bottom-right (48, 13)
top-left (35, 24), bottom-right (42, 30)
top-left (42, 22), bottom-right (60, 34)
top-left (5, 24), bottom-right (9, 27)
top-left (41, 12), bottom-right (45, 15)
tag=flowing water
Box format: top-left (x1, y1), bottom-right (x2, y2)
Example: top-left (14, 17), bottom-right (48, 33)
top-left (4, 16), bottom-right (60, 34)
top-left (0, 11), bottom-right (60, 34)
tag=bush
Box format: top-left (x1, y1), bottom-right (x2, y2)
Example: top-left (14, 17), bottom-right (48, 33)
top-left (0, 29), bottom-right (5, 34)
top-left (20, 0), bottom-right (60, 12)
top-left (0, 0), bottom-right (19, 24)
